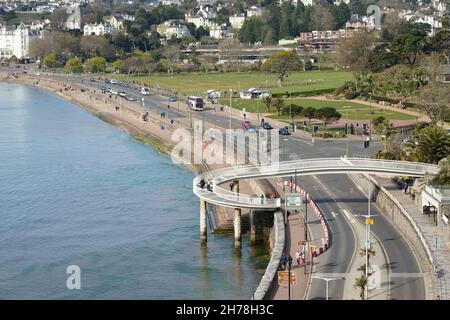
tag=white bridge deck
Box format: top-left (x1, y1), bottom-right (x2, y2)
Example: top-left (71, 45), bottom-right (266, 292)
top-left (193, 158), bottom-right (439, 209)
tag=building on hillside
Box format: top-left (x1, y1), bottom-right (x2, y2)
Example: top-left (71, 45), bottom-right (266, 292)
top-left (104, 14), bottom-right (135, 31)
top-left (298, 29), bottom-right (357, 51)
top-left (185, 5), bottom-right (216, 28)
top-left (65, 5), bottom-right (81, 30)
top-left (345, 14), bottom-right (377, 30)
top-left (0, 23), bottom-right (38, 61)
top-left (229, 14), bottom-right (246, 30)
top-left (157, 20), bottom-right (190, 39)
top-left (83, 23), bottom-right (114, 36)
top-left (438, 65), bottom-right (450, 83)
top-left (246, 6), bottom-right (262, 18)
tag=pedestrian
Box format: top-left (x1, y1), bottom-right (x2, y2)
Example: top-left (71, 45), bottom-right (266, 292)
top-left (167, 104), bottom-right (170, 109)
top-left (295, 249), bottom-right (301, 265)
top-left (230, 182), bottom-right (234, 191)
top-left (404, 184), bottom-right (408, 194)
top-left (199, 178), bottom-right (206, 189)
top-left (280, 252), bottom-right (287, 270)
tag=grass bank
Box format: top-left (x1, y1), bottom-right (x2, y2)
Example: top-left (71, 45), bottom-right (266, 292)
top-left (116, 70), bottom-right (352, 96)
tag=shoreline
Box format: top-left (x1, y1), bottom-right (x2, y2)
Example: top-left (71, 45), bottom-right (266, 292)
top-left (1, 72), bottom-right (278, 298)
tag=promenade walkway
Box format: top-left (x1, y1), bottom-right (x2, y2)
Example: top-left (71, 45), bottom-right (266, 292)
top-left (378, 177), bottom-right (450, 300)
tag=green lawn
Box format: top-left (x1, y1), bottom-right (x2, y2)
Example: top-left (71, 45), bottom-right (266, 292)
top-left (116, 70), bottom-right (352, 96)
top-left (222, 98), bottom-right (417, 121)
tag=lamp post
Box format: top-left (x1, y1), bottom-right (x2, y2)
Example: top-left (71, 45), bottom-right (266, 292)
top-left (288, 255), bottom-right (293, 300)
top-left (312, 276), bottom-right (344, 300)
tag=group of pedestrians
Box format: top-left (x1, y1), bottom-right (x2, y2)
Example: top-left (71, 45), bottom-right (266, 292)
top-left (279, 248), bottom-right (306, 271)
top-left (198, 178), bottom-right (213, 192)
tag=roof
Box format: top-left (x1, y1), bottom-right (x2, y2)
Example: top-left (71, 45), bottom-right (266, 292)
top-left (440, 65), bottom-right (450, 75)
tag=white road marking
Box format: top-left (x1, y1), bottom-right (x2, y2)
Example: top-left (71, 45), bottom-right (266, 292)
top-left (331, 211), bottom-right (338, 218)
top-left (342, 209), bottom-right (356, 224)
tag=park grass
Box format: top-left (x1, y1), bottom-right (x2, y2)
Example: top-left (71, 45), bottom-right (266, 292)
top-left (224, 98), bottom-right (417, 121)
top-left (116, 70), bottom-right (352, 96)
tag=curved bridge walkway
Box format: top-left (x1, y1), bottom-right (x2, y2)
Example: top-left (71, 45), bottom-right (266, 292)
top-left (193, 157), bottom-right (438, 246)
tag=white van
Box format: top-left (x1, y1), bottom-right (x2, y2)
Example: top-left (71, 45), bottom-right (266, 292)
top-left (141, 87), bottom-right (151, 95)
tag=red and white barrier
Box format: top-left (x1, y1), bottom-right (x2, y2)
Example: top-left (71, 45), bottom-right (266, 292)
top-left (280, 180), bottom-right (330, 257)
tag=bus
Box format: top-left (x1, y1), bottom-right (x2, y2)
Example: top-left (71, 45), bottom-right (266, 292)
top-left (187, 96), bottom-right (204, 111)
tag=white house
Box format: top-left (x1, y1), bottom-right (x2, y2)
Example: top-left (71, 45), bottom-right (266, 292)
top-left (246, 6), bottom-right (262, 18)
top-left (83, 23), bottom-right (114, 36)
top-left (157, 20), bottom-right (191, 39)
top-left (65, 4), bottom-right (81, 30)
top-left (0, 23), bottom-right (37, 60)
top-left (229, 14), bottom-right (246, 30)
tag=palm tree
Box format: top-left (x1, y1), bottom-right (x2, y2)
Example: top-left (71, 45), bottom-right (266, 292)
top-left (354, 275), bottom-right (368, 300)
top-left (416, 126), bottom-right (450, 164)
top-left (272, 97), bottom-right (285, 116)
top-left (262, 96), bottom-right (272, 113)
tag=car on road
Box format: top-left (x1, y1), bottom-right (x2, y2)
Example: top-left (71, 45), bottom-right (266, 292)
top-left (169, 96), bottom-right (177, 102)
top-left (125, 95), bottom-right (136, 101)
top-left (246, 125), bottom-right (257, 133)
top-left (110, 89), bottom-right (118, 95)
top-left (110, 79), bottom-right (118, 84)
top-left (100, 86), bottom-right (107, 91)
top-left (141, 87), bottom-right (151, 95)
top-left (241, 121), bottom-right (251, 129)
top-left (261, 122), bottom-right (272, 130)
top-left (90, 78), bottom-right (96, 82)
top-left (279, 127), bottom-right (290, 135)
top-left (119, 91), bottom-right (127, 97)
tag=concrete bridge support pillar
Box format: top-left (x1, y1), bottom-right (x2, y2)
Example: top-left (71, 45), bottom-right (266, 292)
top-left (234, 208), bottom-right (242, 248)
top-left (200, 199), bottom-right (207, 242)
top-left (232, 180), bottom-right (241, 248)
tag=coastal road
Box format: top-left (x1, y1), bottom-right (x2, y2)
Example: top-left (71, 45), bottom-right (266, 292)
top-left (47, 72), bottom-right (426, 299)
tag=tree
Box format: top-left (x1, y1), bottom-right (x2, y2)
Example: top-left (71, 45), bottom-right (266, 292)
top-left (261, 51), bottom-right (302, 87)
top-left (262, 96), bottom-right (272, 113)
top-left (50, 7), bottom-right (69, 31)
top-left (390, 30), bottom-right (427, 65)
top-left (272, 97), bottom-right (285, 116)
top-left (314, 107), bottom-right (341, 128)
top-left (162, 44), bottom-right (180, 74)
top-left (64, 57), bottom-right (83, 73)
top-left (416, 126), bottom-right (450, 164)
top-left (84, 56), bottom-right (106, 73)
top-left (43, 54), bottom-right (60, 69)
top-left (80, 36), bottom-right (113, 59)
top-left (112, 59), bottom-right (124, 74)
top-left (302, 107), bottom-right (316, 124)
top-left (420, 52), bottom-right (445, 83)
top-left (29, 36), bottom-right (53, 60)
top-left (354, 275), bottom-right (368, 300)
top-left (430, 30), bottom-right (450, 64)
top-left (282, 104), bottom-right (304, 125)
top-left (335, 31), bottom-right (377, 82)
top-left (372, 65), bottom-right (417, 101)
top-left (310, 5), bottom-right (335, 31)
top-left (331, 3), bottom-right (351, 29)
top-left (419, 83), bottom-right (450, 124)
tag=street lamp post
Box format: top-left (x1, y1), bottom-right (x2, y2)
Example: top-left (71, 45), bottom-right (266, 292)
top-left (288, 256), bottom-right (293, 300)
top-left (312, 277), bottom-right (344, 300)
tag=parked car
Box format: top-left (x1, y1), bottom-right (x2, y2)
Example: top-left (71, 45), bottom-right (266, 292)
top-left (279, 127), bottom-right (290, 135)
top-left (247, 125), bottom-right (257, 133)
top-left (125, 95), bottom-right (136, 101)
top-left (169, 96), bottom-right (177, 102)
top-left (110, 89), bottom-right (118, 95)
top-left (110, 79), bottom-right (118, 84)
top-left (119, 91), bottom-right (127, 97)
top-left (241, 121), bottom-right (252, 129)
top-left (89, 78), bottom-right (96, 82)
top-left (261, 122), bottom-right (272, 130)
